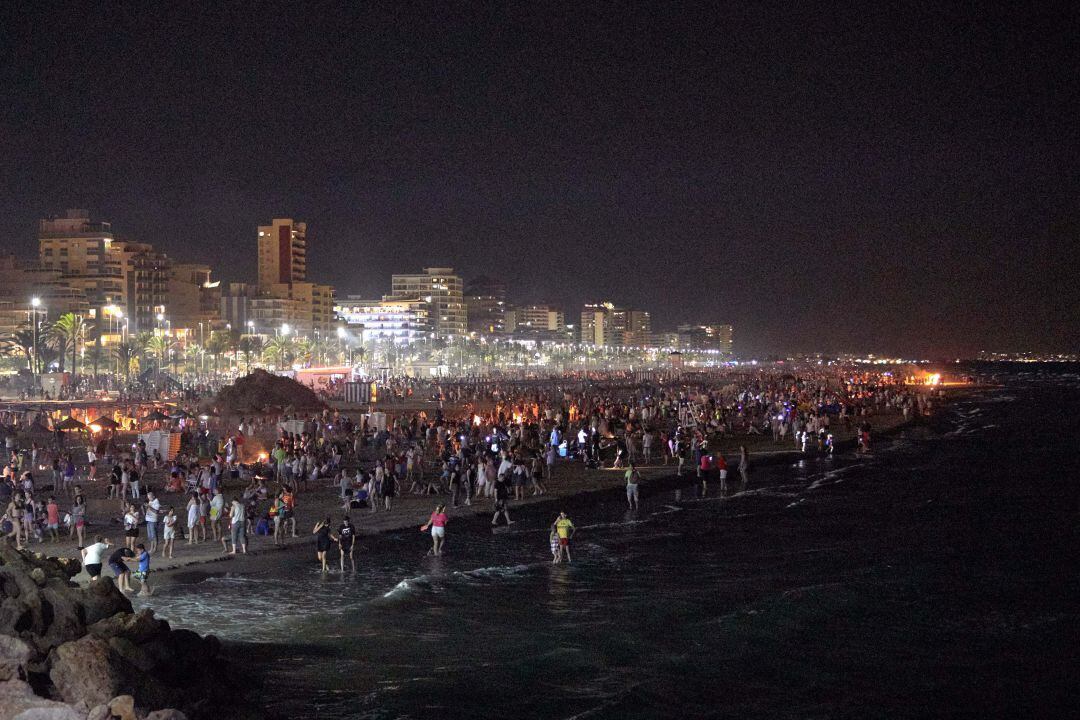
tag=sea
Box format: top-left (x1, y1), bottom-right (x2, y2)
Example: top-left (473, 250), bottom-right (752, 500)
top-left (137, 366), bottom-right (1080, 719)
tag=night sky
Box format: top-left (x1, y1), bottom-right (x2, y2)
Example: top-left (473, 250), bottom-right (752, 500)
top-left (1, 2), bottom-right (1077, 357)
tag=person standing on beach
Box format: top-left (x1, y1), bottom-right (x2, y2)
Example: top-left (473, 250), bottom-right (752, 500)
top-left (144, 492), bottom-right (162, 554)
top-left (715, 452), bottom-right (728, 493)
top-left (421, 503), bottom-right (448, 556)
top-left (738, 445), bottom-right (750, 485)
top-left (209, 488), bottom-right (224, 541)
top-left (123, 503), bottom-right (139, 550)
top-left (228, 496), bottom-right (247, 555)
top-left (161, 507), bottom-right (177, 558)
top-left (338, 516), bottom-right (356, 571)
top-left (552, 512), bottom-right (575, 563)
top-left (186, 493), bottom-right (200, 545)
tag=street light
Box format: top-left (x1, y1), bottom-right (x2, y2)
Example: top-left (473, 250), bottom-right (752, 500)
top-left (29, 297), bottom-right (42, 383)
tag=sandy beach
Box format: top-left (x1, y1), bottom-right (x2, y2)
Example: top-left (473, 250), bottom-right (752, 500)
top-left (33, 406), bottom-right (917, 586)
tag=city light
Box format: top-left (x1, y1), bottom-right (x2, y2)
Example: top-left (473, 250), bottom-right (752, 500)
top-left (30, 296), bottom-right (41, 308)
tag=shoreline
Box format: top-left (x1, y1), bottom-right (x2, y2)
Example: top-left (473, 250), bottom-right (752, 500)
top-left (130, 410), bottom-right (923, 587)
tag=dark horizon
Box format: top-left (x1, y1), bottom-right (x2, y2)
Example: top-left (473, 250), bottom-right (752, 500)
top-left (2, 2), bottom-right (1076, 357)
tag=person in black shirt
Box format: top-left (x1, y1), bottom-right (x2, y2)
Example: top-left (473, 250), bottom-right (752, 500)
top-left (107, 546), bottom-right (135, 593)
top-left (491, 476), bottom-right (512, 527)
top-left (338, 516), bottom-right (356, 572)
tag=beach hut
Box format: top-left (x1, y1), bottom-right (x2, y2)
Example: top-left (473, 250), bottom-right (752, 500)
top-left (89, 416), bottom-right (120, 431)
top-left (56, 417), bottom-right (87, 431)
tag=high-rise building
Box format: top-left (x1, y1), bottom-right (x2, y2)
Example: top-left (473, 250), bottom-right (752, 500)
top-left (464, 276), bottom-right (508, 334)
top-left (257, 218), bottom-right (307, 286)
top-left (38, 209), bottom-right (171, 334)
top-left (390, 267), bottom-right (466, 337)
top-left (336, 295), bottom-right (432, 344)
top-left (255, 282), bottom-right (336, 338)
top-left (614, 309), bottom-right (651, 347)
top-left (580, 302), bottom-right (614, 345)
top-left (507, 304), bottom-right (565, 334)
top-left (677, 324), bottom-right (734, 355)
top-left (38, 210), bottom-right (124, 313)
top-left (168, 263), bottom-right (222, 336)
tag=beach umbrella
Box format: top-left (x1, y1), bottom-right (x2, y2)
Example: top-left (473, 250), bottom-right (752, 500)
top-left (169, 408), bottom-right (193, 419)
top-left (145, 410), bottom-right (170, 422)
top-left (90, 416), bottom-right (120, 429)
top-left (56, 417), bottom-right (87, 431)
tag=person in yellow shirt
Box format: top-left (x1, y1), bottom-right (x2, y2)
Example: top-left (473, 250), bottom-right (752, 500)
top-left (551, 512), bottom-right (575, 564)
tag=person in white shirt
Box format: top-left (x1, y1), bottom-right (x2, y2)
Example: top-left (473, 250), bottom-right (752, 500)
top-left (144, 493), bottom-right (162, 554)
top-left (228, 497), bottom-right (247, 555)
top-left (80, 536), bottom-right (111, 581)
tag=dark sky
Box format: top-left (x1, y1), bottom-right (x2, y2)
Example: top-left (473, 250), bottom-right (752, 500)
top-left (1, 2), bottom-right (1077, 357)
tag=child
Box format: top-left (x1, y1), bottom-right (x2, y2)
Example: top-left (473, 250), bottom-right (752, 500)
top-left (161, 508), bottom-right (176, 558)
top-left (133, 543), bottom-right (153, 596)
top-left (549, 528), bottom-right (560, 564)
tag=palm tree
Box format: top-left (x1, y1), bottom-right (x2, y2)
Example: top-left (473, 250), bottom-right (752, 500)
top-left (238, 335), bottom-right (265, 372)
top-left (204, 332), bottom-right (230, 374)
top-left (146, 335), bottom-right (177, 373)
top-left (0, 325), bottom-right (35, 372)
top-left (50, 313), bottom-right (87, 377)
top-left (263, 335), bottom-right (295, 370)
top-left (84, 343), bottom-right (107, 377)
top-left (113, 340), bottom-right (140, 378)
top-left (293, 337), bottom-right (313, 367)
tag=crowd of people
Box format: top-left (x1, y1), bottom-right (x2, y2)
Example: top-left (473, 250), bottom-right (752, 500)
top-left (0, 367), bottom-right (931, 584)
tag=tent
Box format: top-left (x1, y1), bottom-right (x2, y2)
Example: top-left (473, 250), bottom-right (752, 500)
top-left (56, 417), bottom-right (87, 431)
top-left (144, 410), bottom-right (170, 422)
top-left (90, 416), bottom-right (120, 429)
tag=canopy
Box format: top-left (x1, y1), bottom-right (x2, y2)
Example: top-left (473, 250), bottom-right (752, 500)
top-left (90, 416), bottom-right (120, 429)
top-left (169, 409), bottom-right (194, 420)
top-left (144, 410), bottom-right (170, 422)
top-left (56, 417), bottom-right (87, 431)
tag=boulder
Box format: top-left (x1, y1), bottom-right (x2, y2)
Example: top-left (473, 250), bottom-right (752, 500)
top-left (0, 634), bottom-right (32, 681)
top-left (88, 610), bottom-right (170, 646)
top-left (0, 679), bottom-right (83, 720)
top-left (87, 706), bottom-right (110, 720)
top-left (49, 635), bottom-right (127, 707)
top-left (146, 710), bottom-right (189, 720)
top-left (108, 694), bottom-right (137, 720)
top-left (78, 579), bottom-right (134, 627)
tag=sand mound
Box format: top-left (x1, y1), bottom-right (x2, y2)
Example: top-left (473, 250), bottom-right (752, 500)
top-left (211, 369), bottom-right (326, 415)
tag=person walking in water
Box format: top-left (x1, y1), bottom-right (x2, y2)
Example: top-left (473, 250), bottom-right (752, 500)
top-left (738, 445), bottom-right (750, 485)
top-left (624, 463), bottom-right (641, 510)
top-left (420, 503), bottom-right (448, 556)
top-left (338, 516), bottom-right (356, 571)
top-left (552, 511), bottom-right (575, 564)
top-left (313, 516), bottom-right (333, 572)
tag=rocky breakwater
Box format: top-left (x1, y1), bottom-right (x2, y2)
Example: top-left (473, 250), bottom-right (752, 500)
top-left (0, 541), bottom-right (247, 720)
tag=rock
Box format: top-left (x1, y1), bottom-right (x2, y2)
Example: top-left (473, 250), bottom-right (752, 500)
top-left (49, 636), bottom-right (126, 707)
top-left (145, 711), bottom-right (189, 720)
top-left (87, 705), bottom-right (110, 720)
top-left (78, 579), bottom-right (133, 627)
top-left (29, 568), bottom-right (46, 586)
top-left (0, 635), bottom-right (32, 681)
top-left (0, 679), bottom-right (83, 720)
top-left (88, 610), bottom-right (169, 646)
top-left (108, 694), bottom-right (137, 720)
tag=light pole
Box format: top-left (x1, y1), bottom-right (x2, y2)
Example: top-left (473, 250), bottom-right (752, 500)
top-left (30, 297), bottom-right (42, 383)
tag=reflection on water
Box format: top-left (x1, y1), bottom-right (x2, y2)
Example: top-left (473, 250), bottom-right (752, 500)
top-left (138, 378), bottom-right (1078, 719)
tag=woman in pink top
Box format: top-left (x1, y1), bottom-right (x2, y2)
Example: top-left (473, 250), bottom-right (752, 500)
top-left (420, 504), bottom-right (448, 556)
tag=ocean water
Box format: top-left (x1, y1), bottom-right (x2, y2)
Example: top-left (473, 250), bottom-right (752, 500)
top-left (140, 371), bottom-right (1080, 719)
